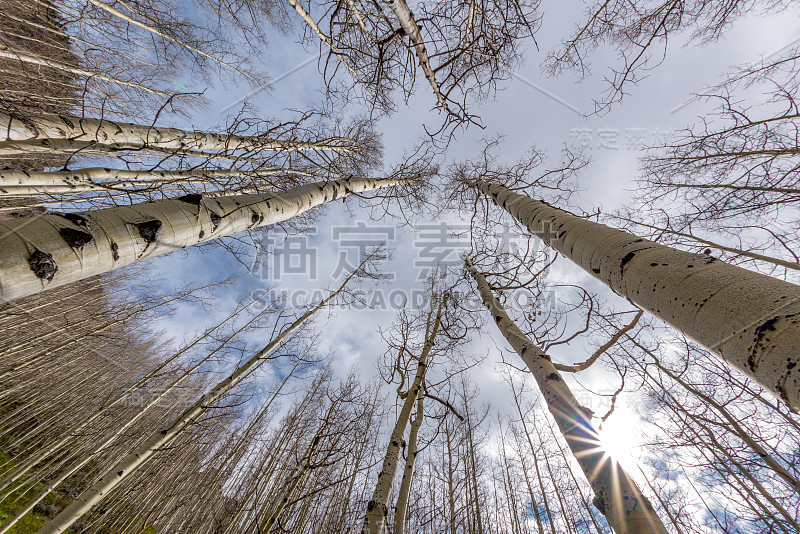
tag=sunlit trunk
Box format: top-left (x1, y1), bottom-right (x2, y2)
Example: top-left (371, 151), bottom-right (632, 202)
top-left (466, 259), bottom-right (668, 534)
top-left (381, 0), bottom-right (447, 109)
top-left (0, 167), bottom-right (296, 194)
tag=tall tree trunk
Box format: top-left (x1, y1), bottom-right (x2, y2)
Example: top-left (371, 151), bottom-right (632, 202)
top-left (467, 179), bottom-right (800, 412)
top-left (392, 395), bottom-right (423, 534)
top-left (362, 295), bottom-right (446, 533)
top-left (0, 176), bottom-right (405, 302)
top-left (0, 167), bottom-right (299, 195)
top-left (611, 215), bottom-right (800, 272)
top-left (381, 0), bottom-right (447, 110)
top-left (0, 48), bottom-right (172, 97)
top-left (466, 259), bottom-right (668, 534)
top-left (0, 111), bottom-right (353, 155)
top-left (259, 399), bottom-right (341, 532)
top-left (516, 449), bottom-right (546, 534)
top-left (37, 259), bottom-right (368, 534)
top-left (284, 0), bottom-right (372, 93)
top-left (464, 401), bottom-right (484, 534)
top-left (511, 401), bottom-right (557, 534)
top-left (544, 419), bottom-right (605, 534)
top-left (445, 424), bottom-right (458, 534)
top-left (82, 0), bottom-right (257, 83)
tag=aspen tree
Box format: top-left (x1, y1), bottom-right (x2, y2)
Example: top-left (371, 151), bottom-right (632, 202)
top-left (0, 281), bottom-right (217, 377)
top-left (631, 50), bottom-right (800, 281)
top-left (392, 394), bottom-right (423, 534)
top-left (0, 296), bottom-right (277, 533)
top-left (285, 0), bottom-right (538, 131)
top-left (0, 48), bottom-right (175, 99)
top-left (509, 377), bottom-right (580, 534)
top-left (508, 425), bottom-right (552, 534)
top-left (38, 253), bottom-right (376, 533)
top-left (467, 258), bottom-right (668, 534)
top-left (544, 416), bottom-right (610, 533)
top-left (0, 111), bottom-right (355, 156)
top-left (616, 330), bottom-right (800, 531)
top-left (608, 214), bottom-right (800, 274)
top-left (256, 373), bottom-right (380, 532)
top-left (467, 178), bottom-right (800, 411)
top-left (0, 167), bottom-right (304, 196)
top-left (652, 352), bottom-right (799, 494)
top-left (1, 0), bottom-right (265, 117)
top-left (444, 418), bottom-right (461, 534)
top-left (220, 370), bottom-right (321, 533)
top-left (80, 0), bottom-right (259, 85)
top-left (457, 379), bottom-right (487, 534)
top-left (259, 395), bottom-right (343, 531)
top-left (654, 384), bottom-right (799, 531)
top-left (497, 427), bottom-right (523, 529)
top-left (363, 293), bottom-right (447, 533)
top-left (0, 175), bottom-right (407, 302)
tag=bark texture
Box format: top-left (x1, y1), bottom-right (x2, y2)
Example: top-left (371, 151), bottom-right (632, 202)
top-left (0, 167), bottom-right (286, 189)
top-left (466, 258), bottom-right (668, 534)
top-left (381, 0), bottom-right (447, 108)
top-left (0, 111), bottom-right (352, 154)
top-left (0, 176), bottom-right (404, 302)
top-left (469, 179), bottom-right (800, 412)
top-left (392, 395), bottom-right (423, 534)
top-left (362, 296), bottom-right (445, 533)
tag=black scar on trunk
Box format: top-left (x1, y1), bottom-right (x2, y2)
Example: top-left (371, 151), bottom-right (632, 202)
top-left (28, 249), bottom-right (58, 281)
top-left (209, 212), bottom-right (222, 231)
top-left (620, 251), bottom-right (636, 276)
top-left (57, 212), bottom-right (91, 229)
top-left (59, 227), bottom-right (94, 249)
top-left (747, 316), bottom-right (780, 372)
top-left (134, 220), bottom-right (162, 244)
top-left (176, 193), bottom-right (203, 207)
top-left (250, 211), bottom-right (264, 227)
top-left (58, 115), bottom-right (76, 129)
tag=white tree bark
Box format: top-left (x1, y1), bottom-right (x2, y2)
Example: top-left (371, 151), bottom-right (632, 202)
top-left (381, 0), bottom-right (448, 109)
top-left (0, 176), bottom-right (405, 302)
top-left (0, 167), bottom-right (292, 189)
top-left (0, 302), bottom-right (270, 533)
top-left (611, 215), bottom-right (800, 272)
top-left (259, 397), bottom-right (341, 532)
top-left (362, 296), bottom-right (445, 533)
top-left (37, 261), bottom-right (364, 534)
top-left (468, 179), bottom-right (800, 412)
top-left (392, 394), bottom-right (423, 534)
top-left (284, 0), bottom-right (373, 94)
top-left (0, 111), bottom-right (354, 155)
top-left (466, 259), bottom-right (668, 534)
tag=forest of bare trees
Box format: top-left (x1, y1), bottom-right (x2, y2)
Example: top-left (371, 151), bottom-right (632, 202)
top-left (0, 0), bottom-right (798, 532)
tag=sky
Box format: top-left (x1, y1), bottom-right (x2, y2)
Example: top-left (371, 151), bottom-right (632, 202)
top-left (141, 0), bottom-right (800, 474)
